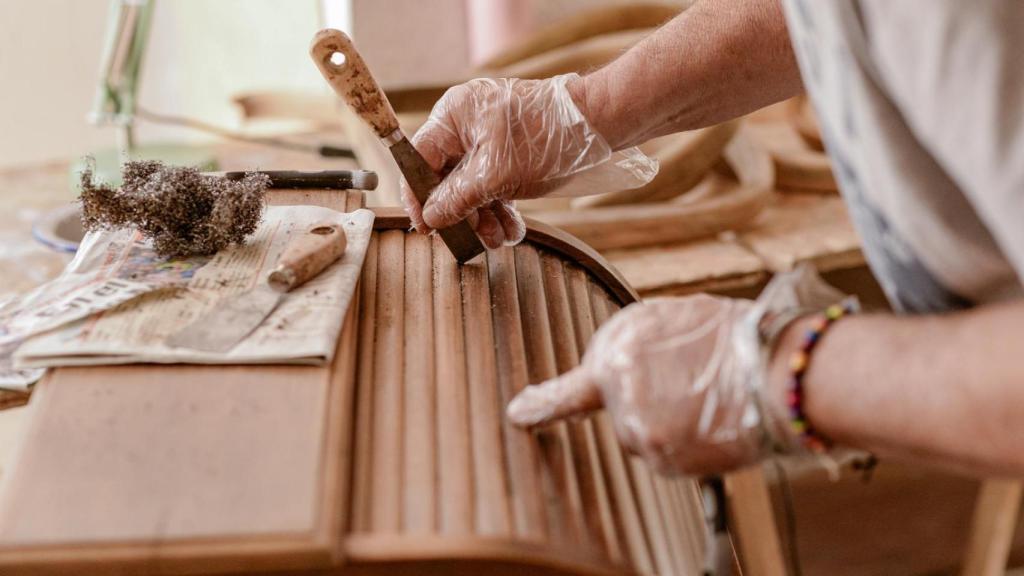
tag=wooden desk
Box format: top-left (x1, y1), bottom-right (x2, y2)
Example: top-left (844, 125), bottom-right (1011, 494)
top-left (0, 191), bottom-right (707, 575)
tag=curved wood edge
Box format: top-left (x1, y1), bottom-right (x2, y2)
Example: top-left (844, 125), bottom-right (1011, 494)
top-left (536, 127), bottom-right (775, 252)
top-left (488, 29), bottom-right (652, 81)
top-left (369, 207), bottom-right (640, 307)
top-left (772, 149), bottom-right (837, 193)
top-left (343, 533), bottom-right (632, 576)
top-left (745, 99), bottom-right (837, 194)
top-left (0, 390), bottom-right (30, 411)
top-left (794, 98), bottom-right (824, 150)
top-left (479, 3), bottom-right (681, 70)
top-left (572, 120), bottom-right (740, 209)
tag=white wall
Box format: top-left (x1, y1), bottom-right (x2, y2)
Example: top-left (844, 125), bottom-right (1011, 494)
top-left (0, 0), bottom-right (692, 170)
top-left (0, 0), bottom-right (327, 170)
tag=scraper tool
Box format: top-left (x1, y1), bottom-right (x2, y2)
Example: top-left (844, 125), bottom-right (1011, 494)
top-left (310, 29), bottom-right (485, 263)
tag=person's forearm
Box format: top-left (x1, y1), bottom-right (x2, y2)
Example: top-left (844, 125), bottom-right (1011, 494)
top-left (574, 0), bottom-right (803, 149)
top-left (771, 301), bottom-right (1024, 477)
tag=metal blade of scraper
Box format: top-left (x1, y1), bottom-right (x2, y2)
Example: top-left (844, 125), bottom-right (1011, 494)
top-left (166, 221), bottom-right (348, 353)
top-left (310, 28), bottom-right (485, 263)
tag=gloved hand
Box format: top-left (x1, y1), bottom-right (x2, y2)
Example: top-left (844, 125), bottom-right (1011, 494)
top-left (506, 294), bottom-right (783, 476)
top-left (403, 73), bottom-right (658, 249)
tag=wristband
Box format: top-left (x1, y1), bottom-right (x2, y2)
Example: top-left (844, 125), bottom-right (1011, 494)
top-left (787, 298), bottom-right (858, 452)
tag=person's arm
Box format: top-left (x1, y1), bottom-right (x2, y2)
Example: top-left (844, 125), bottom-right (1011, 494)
top-left (507, 294), bottom-right (1024, 478)
top-left (774, 301), bottom-right (1024, 477)
top-left (405, 0), bottom-right (802, 241)
top-left (577, 0), bottom-right (802, 149)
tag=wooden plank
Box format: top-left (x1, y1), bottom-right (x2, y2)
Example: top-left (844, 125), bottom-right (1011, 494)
top-left (725, 465), bottom-right (788, 576)
top-left (431, 235), bottom-right (474, 535)
top-left (514, 245), bottom-right (584, 549)
top-left (565, 265), bottom-right (626, 564)
top-left (961, 479), bottom-right (1023, 576)
top-left (589, 290), bottom-right (673, 573)
top-left (461, 256), bottom-right (514, 537)
top-left (402, 232), bottom-right (437, 533)
top-left (540, 254), bottom-right (611, 557)
top-left (606, 237), bottom-right (768, 298)
top-left (587, 287), bottom-right (656, 574)
top-left (371, 229), bottom-right (406, 533)
top-left (0, 189), bottom-right (363, 574)
top-left (350, 234), bottom-right (380, 533)
top-left (487, 247), bottom-right (548, 541)
top-left (738, 194), bottom-right (863, 273)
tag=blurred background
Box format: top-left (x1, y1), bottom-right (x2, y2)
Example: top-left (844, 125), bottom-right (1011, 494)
top-left (0, 0), bottom-right (691, 170)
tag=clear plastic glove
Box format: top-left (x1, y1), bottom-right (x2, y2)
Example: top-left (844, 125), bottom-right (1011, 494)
top-left (506, 294), bottom-right (774, 476)
top-left (402, 73), bottom-right (658, 249)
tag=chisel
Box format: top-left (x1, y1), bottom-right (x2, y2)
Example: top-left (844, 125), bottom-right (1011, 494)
top-left (222, 170), bottom-right (378, 190)
top-left (310, 29), bottom-right (485, 263)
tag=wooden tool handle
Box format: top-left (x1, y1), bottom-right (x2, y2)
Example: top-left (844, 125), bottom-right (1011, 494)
top-left (310, 29), bottom-right (400, 139)
top-left (268, 222), bottom-right (347, 292)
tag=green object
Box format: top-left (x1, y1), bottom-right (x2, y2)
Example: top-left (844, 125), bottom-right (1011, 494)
top-left (74, 0), bottom-right (217, 191)
top-left (70, 144), bottom-right (218, 191)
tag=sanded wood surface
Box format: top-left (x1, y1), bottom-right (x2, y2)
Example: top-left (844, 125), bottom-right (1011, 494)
top-left (747, 98), bottom-right (836, 194)
top-left (0, 190), bottom-right (365, 575)
top-left (0, 202), bottom-right (706, 575)
top-left (725, 467), bottom-right (788, 576)
top-left (572, 121), bottom-right (740, 209)
top-left (961, 480), bottom-right (1023, 576)
top-left (536, 127), bottom-right (774, 251)
top-left (342, 215), bottom-right (706, 574)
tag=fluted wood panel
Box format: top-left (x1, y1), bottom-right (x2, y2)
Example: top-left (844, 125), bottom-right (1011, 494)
top-left (347, 226), bottom-right (706, 575)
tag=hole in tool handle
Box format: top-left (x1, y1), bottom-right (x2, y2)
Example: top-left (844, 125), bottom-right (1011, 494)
top-left (329, 51), bottom-right (346, 68)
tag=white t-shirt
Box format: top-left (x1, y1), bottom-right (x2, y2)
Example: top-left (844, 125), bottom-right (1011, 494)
top-left (781, 0), bottom-right (1024, 313)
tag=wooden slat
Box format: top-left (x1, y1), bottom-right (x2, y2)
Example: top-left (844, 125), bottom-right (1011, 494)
top-left (539, 253), bottom-right (611, 557)
top-left (487, 248), bottom-right (548, 541)
top-left (371, 230), bottom-right (406, 533)
top-left (514, 245), bottom-right (584, 549)
top-left (350, 233), bottom-right (379, 533)
top-left (403, 233), bottom-right (437, 533)
top-left (961, 479), bottom-right (1023, 576)
top-left (565, 265), bottom-right (626, 565)
top-left (724, 466), bottom-right (788, 576)
top-left (431, 236), bottom-right (474, 535)
top-left (461, 256), bottom-right (513, 537)
top-left (588, 286), bottom-right (656, 573)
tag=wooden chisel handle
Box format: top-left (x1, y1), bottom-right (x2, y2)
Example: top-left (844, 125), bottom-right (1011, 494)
top-left (310, 29), bottom-right (485, 263)
top-left (268, 222), bottom-right (347, 292)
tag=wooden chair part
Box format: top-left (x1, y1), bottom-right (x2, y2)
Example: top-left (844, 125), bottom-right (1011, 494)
top-left (0, 195), bottom-right (708, 576)
top-left (960, 479), bottom-right (1023, 576)
top-left (489, 29), bottom-right (652, 80)
top-left (479, 3), bottom-right (682, 70)
top-left (746, 98), bottom-right (837, 194)
top-left (571, 121), bottom-right (740, 209)
top-left (724, 467), bottom-right (788, 576)
top-left (534, 126), bottom-right (775, 251)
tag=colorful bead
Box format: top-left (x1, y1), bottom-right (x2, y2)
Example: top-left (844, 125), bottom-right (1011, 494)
top-left (786, 300), bottom-right (855, 453)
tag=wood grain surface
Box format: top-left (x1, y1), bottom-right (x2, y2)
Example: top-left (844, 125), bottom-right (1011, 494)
top-left (0, 190), bottom-right (365, 575)
top-left (0, 190), bottom-right (708, 575)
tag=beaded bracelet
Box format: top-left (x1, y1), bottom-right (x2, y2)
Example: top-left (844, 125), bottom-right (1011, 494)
top-left (787, 300), bottom-right (857, 453)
